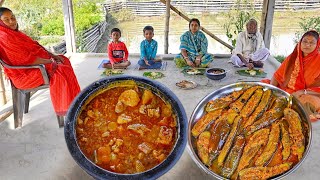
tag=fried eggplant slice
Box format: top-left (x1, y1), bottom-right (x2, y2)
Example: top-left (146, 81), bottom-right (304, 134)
top-left (205, 89), bottom-right (245, 112)
top-left (217, 116), bottom-right (242, 166)
top-left (240, 88), bottom-right (264, 118)
top-left (255, 122), bottom-right (280, 166)
top-left (284, 108), bottom-right (305, 160)
top-left (237, 128), bottom-right (270, 172)
top-left (229, 85), bottom-right (263, 113)
top-left (208, 119), bottom-right (231, 164)
top-left (280, 120), bottom-right (292, 161)
top-left (192, 109), bottom-right (223, 137)
top-left (243, 89), bottom-right (272, 128)
top-left (245, 97), bottom-right (287, 136)
top-left (238, 162), bottom-right (292, 180)
top-left (196, 131), bottom-right (211, 165)
top-left (222, 135), bottom-right (245, 178)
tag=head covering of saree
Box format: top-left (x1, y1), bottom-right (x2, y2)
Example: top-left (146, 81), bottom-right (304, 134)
top-left (273, 30), bottom-right (320, 93)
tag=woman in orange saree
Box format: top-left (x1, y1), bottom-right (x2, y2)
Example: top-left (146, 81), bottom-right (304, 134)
top-left (270, 30), bottom-right (320, 93)
top-left (0, 7), bottom-right (80, 116)
top-left (268, 30), bottom-right (320, 121)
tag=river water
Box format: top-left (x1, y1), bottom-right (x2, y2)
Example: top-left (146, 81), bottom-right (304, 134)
top-left (113, 17), bottom-right (299, 56)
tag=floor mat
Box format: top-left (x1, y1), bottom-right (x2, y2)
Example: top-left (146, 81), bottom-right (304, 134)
top-left (135, 61), bottom-right (167, 71)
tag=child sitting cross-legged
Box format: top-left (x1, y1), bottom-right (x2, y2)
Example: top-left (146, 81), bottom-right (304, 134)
top-left (103, 28), bottom-right (131, 69)
top-left (138, 26), bottom-right (162, 69)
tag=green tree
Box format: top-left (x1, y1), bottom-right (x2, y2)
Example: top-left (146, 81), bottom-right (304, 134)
top-left (294, 16), bottom-right (320, 43)
top-left (222, 0), bottom-right (256, 46)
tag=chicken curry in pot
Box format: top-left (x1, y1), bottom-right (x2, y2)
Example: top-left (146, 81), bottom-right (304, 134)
top-left (76, 83), bottom-right (177, 174)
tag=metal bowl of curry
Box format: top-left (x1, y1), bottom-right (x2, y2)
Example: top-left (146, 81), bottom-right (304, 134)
top-left (65, 75), bottom-right (187, 179)
top-left (187, 82), bottom-right (312, 180)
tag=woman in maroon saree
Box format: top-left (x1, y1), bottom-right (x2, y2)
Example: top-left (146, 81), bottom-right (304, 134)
top-left (0, 7), bottom-right (80, 117)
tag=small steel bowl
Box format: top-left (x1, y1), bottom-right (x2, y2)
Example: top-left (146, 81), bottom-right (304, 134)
top-left (205, 68), bottom-right (226, 80)
top-left (65, 75), bottom-right (188, 180)
top-left (187, 82), bottom-right (312, 180)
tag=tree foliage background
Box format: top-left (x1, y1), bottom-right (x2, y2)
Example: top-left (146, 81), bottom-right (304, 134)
top-left (3, 0), bottom-right (104, 42)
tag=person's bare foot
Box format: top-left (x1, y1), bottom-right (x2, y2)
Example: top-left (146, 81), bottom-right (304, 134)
top-left (154, 58), bottom-right (162, 62)
top-left (102, 63), bottom-right (112, 68)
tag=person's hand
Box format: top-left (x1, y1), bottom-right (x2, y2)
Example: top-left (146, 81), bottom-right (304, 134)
top-left (184, 57), bottom-right (194, 67)
top-left (145, 60), bottom-right (150, 66)
top-left (186, 60), bottom-right (195, 67)
top-left (195, 57), bottom-right (201, 67)
top-left (51, 55), bottom-right (64, 64)
top-left (246, 63), bottom-right (254, 70)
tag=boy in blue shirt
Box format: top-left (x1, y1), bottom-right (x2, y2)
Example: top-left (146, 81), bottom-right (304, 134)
top-left (138, 26), bottom-right (162, 69)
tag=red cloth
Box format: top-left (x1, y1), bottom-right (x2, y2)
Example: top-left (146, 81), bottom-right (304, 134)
top-left (272, 32), bottom-right (320, 94)
top-left (107, 41), bottom-right (129, 64)
top-left (0, 24), bottom-right (80, 115)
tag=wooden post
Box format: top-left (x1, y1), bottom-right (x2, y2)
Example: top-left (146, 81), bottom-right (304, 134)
top-left (164, 0), bottom-right (170, 54)
top-left (260, 0), bottom-right (275, 49)
top-left (160, 0), bottom-right (233, 51)
top-left (62, 0), bottom-right (77, 53)
top-left (0, 66), bottom-right (7, 105)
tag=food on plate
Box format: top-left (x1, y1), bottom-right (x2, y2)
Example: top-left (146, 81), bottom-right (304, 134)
top-left (76, 83), bottom-right (177, 174)
top-left (102, 69), bottom-right (124, 76)
top-left (143, 72), bottom-right (165, 79)
top-left (176, 80), bottom-right (197, 89)
top-left (191, 85), bottom-right (308, 179)
top-left (186, 68), bottom-right (202, 75)
top-left (237, 69), bottom-right (267, 78)
top-left (208, 69), bottom-right (224, 74)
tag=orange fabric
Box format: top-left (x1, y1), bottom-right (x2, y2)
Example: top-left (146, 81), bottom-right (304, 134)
top-left (0, 24), bottom-right (80, 115)
top-left (273, 33), bottom-right (320, 94)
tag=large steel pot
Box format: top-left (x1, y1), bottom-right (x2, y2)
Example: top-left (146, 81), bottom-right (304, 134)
top-left (65, 75), bottom-right (187, 179)
top-left (187, 82), bottom-right (312, 180)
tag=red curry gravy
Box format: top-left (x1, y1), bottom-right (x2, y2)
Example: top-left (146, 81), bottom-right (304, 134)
top-left (76, 85), bottom-right (177, 174)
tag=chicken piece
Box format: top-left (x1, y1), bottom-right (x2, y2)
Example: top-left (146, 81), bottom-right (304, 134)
top-left (139, 105), bottom-right (147, 114)
top-left (117, 114), bottom-right (133, 124)
top-left (127, 124), bottom-right (151, 136)
top-left (115, 101), bottom-right (125, 113)
top-left (135, 160), bottom-right (145, 173)
top-left (156, 126), bottom-right (173, 145)
top-left (147, 107), bottom-right (160, 118)
top-left (141, 89), bottom-right (154, 105)
top-left (161, 104), bottom-right (172, 117)
top-left (138, 142), bottom-right (153, 154)
top-left (118, 89), bottom-right (140, 107)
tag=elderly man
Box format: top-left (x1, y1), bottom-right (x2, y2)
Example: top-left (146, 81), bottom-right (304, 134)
top-left (230, 19), bottom-right (270, 69)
